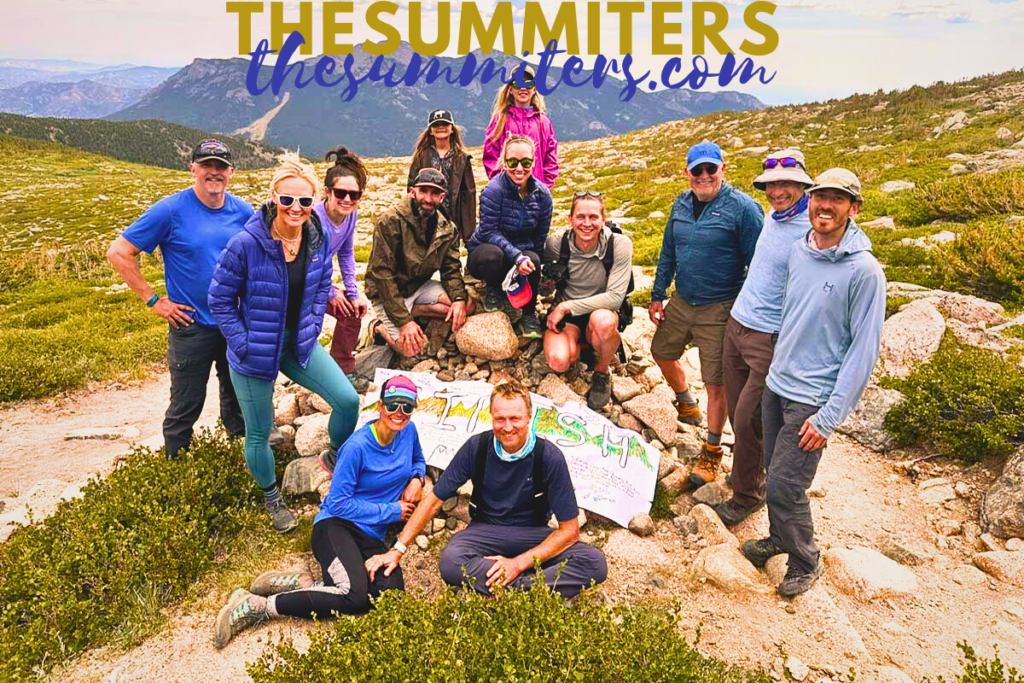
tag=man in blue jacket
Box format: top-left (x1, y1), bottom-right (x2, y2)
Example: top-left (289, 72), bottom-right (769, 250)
top-left (107, 140), bottom-right (252, 459)
top-left (650, 141), bottom-right (764, 489)
top-left (741, 168), bottom-right (886, 597)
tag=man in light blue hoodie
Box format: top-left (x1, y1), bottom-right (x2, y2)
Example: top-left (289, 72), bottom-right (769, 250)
top-left (716, 150), bottom-right (814, 527)
top-left (740, 169), bottom-right (886, 598)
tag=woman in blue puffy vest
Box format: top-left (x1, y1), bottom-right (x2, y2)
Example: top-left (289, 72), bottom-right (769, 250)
top-left (209, 152), bottom-right (360, 534)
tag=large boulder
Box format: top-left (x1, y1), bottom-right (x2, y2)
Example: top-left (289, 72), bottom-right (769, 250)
top-left (982, 445), bottom-right (1024, 539)
top-left (836, 385), bottom-right (906, 453)
top-left (293, 413), bottom-right (332, 456)
top-left (621, 314), bottom-right (658, 356)
top-left (454, 312), bottom-right (519, 361)
top-left (689, 504), bottom-right (739, 547)
top-left (536, 374), bottom-right (583, 407)
top-left (933, 110), bottom-right (969, 135)
top-left (879, 299), bottom-right (945, 378)
top-left (692, 544), bottom-right (763, 594)
top-left (823, 546), bottom-right (918, 602)
top-left (352, 345), bottom-right (395, 382)
top-left (282, 456), bottom-right (324, 495)
top-left (623, 385), bottom-right (680, 444)
top-left (938, 293), bottom-right (1006, 326)
top-left (274, 394), bottom-right (300, 426)
top-left (973, 551), bottom-right (1024, 587)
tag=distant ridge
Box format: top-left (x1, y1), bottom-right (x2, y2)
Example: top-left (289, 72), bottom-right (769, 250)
top-left (0, 113), bottom-right (282, 169)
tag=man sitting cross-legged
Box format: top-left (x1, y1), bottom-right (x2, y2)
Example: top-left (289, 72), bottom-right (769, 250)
top-left (365, 378), bottom-right (607, 599)
top-left (542, 191), bottom-right (634, 411)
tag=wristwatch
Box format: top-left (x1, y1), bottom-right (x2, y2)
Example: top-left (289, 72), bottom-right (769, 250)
top-left (393, 539), bottom-right (408, 555)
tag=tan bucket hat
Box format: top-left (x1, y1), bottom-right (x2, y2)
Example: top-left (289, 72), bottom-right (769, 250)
top-left (753, 149), bottom-right (814, 191)
top-left (809, 168), bottom-right (862, 202)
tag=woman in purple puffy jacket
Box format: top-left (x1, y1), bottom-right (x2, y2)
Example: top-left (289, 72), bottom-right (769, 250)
top-left (482, 65), bottom-right (559, 189)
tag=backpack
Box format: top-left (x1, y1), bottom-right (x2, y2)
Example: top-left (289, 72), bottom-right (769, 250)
top-left (468, 434), bottom-right (550, 526)
top-left (555, 221), bottom-right (635, 332)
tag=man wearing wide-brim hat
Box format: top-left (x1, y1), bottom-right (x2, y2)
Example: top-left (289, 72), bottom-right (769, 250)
top-left (715, 149), bottom-right (814, 528)
top-left (741, 168), bottom-right (886, 598)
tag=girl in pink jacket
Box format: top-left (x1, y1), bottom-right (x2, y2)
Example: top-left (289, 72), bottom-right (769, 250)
top-left (482, 65), bottom-right (559, 189)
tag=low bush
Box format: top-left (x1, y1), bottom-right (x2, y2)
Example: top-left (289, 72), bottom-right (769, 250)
top-left (248, 583), bottom-right (769, 683)
top-left (0, 432), bottom-right (260, 681)
top-left (929, 642), bottom-right (1024, 683)
top-left (933, 220), bottom-right (1024, 311)
top-left (883, 334), bottom-right (1024, 463)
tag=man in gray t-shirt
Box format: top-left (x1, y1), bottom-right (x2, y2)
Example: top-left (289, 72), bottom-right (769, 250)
top-left (542, 193), bottom-right (634, 411)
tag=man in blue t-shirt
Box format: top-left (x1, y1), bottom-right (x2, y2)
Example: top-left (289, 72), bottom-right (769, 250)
top-left (365, 379), bottom-right (607, 599)
top-left (107, 140), bottom-right (253, 458)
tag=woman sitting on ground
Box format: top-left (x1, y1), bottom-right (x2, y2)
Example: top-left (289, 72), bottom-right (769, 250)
top-left (209, 152), bottom-right (360, 534)
top-left (407, 109), bottom-right (477, 244)
top-left (213, 375), bottom-right (425, 650)
top-left (467, 135), bottom-right (553, 339)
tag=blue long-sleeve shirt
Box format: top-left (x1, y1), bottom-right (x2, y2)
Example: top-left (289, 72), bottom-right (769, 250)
top-left (652, 183), bottom-right (764, 306)
top-left (315, 421), bottom-right (427, 540)
top-left (766, 221), bottom-right (887, 437)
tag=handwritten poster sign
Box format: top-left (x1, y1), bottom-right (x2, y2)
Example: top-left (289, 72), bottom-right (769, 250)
top-left (361, 370), bottom-right (660, 527)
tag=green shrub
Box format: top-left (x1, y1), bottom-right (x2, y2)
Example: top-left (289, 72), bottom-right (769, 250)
top-left (0, 432), bottom-right (260, 681)
top-left (933, 220), bottom-right (1024, 311)
top-left (249, 583), bottom-right (769, 683)
top-left (883, 334), bottom-right (1024, 462)
top-left (929, 642), bottom-right (1024, 683)
top-left (886, 295), bottom-right (913, 319)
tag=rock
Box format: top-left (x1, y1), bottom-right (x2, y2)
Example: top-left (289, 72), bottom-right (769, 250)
top-left (64, 426), bottom-right (141, 440)
top-left (660, 468), bottom-right (690, 495)
top-left (1008, 538), bottom-right (1024, 551)
top-left (274, 394), bottom-right (300, 426)
top-left (281, 456), bottom-right (322, 495)
top-left (786, 656), bottom-right (810, 682)
top-left (836, 385), bottom-right (905, 452)
top-left (1008, 215), bottom-right (1024, 228)
top-left (689, 504), bottom-right (739, 547)
top-left (933, 110), bottom-right (969, 135)
top-left (309, 392), bottom-right (332, 414)
top-left (867, 667), bottom-right (916, 683)
top-left (946, 153), bottom-right (968, 161)
top-left (618, 413), bottom-right (643, 433)
top-left (919, 484), bottom-right (956, 505)
top-left (612, 375), bottom-right (644, 402)
top-left (879, 299), bottom-right (945, 378)
top-left (739, 146), bottom-right (770, 157)
top-left (621, 315), bottom-right (658, 360)
top-left (950, 164), bottom-right (970, 175)
top-left (952, 564), bottom-right (989, 586)
top-left (997, 127), bottom-right (1013, 140)
top-left (629, 513), bottom-right (655, 537)
top-left (657, 456), bottom-right (678, 480)
top-left (353, 345), bottom-right (395, 382)
top-left (876, 534), bottom-right (931, 566)
top-left (626, 159), bottom-right (647, 171)
top-left (974, 551), bottom-right (1024, 587)
top-left (454, 312), bottom-right (519, 361)
top-left (415, 535), bottom-right (430, 550)
top-left (673, 514), bottom-right (698, 535)
top-left (648, 210), bottom-right (665, 219)
top-left (530, 354), bottom-right (554, 375)
top-left (425, 319), bottom-right (452, 356)
top-left (861, 216), bottom-right (896, 230)
top-left (982, 533), bottom-right (1003, 552)
top-left (938, 293), bottom-right (1006, 326)
top-left (411, 359), bottom-right (440, 373)
top-left (536, 374), bottom-right (583, 406)
top-left (824, 546), bottom-right (918, 602)
top-left (692, 481), bottom-right (727, 507)
top-left (693, 544), bottom-right (763, 594)
top-left (879, 180), bottom-right (915, 193)
top-left (276, 424), bottom-right (296, 449)
top-left (293, 413), bottom-right (332, 456)
top-left (936, 519), bottom-right (962, 536)
top-left (624, 385), bottom-right (680, 444)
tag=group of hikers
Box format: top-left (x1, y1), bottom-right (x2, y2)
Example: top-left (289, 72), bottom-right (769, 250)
top-left (106, 66), bottom-right (886, 650)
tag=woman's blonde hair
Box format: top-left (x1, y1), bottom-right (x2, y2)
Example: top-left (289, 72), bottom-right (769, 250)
top-left (502, 135), bottom-right (535, 162)
top-left (267, 151), bottom-right (323, 202)
top-left (485, 65), bottom-right (547, 146)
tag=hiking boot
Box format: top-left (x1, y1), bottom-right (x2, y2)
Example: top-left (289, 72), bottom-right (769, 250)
top-left (740, 537), bottom-right (784, 568)
top-left (264, 497), bottom-right (298, 534)
top-left (520, 312), bottom-right (544, 339)
top-left (675, 400), bottom-right (703, 426)
top-left (688, 444), bottom-right (723, 489)
top-left (250, 569), bottom-right (315, 596)
top-left (587, 371), bottom-right (613, 411)
top-left (714, 498), bottom-right (766, 527)
top-left (778, 557), bottom-right (825, 598)
top-left (484, 285), bottom-right (504, 313)
top-left (212, 589), bottom-right (268, 650)
top-left (318, 446), bottom-right (339, 474)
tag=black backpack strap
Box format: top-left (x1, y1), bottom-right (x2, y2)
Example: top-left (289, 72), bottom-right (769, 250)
top-left (601, 232), bottom-right (616, 276)
top-left (468, 433), bottom-right (489, 521)
top-left (531, 438), bottom-right (550, 526)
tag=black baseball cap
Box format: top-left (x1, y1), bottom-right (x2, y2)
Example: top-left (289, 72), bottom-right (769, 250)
top-left (191, 139), bottom-right (234, 167)
top-left (412, 167), bottom-right (447, 192)
top-left (428, 109), bottom-right (455, 126)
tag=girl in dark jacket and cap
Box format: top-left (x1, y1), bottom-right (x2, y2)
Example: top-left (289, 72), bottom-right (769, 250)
top-left (406, 109), bottom-right (477, 244)
top-left (209, 152), bottom-right (360, 534)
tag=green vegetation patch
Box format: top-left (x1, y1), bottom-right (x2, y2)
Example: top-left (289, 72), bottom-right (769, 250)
top-left (0, 433), bottom-right (261, 682)
top-left (932, 219), bottom-right (1024, 311)
top-left (249, 583), bottom-right (769, 683)
top-left (883, 333), bottom-right (1024, 463)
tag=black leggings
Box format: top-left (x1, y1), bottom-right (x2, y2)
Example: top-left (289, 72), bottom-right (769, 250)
top-left (269, 518), bottom-right (404, 618)
top-left (467, 244), bottom-right (541, 313)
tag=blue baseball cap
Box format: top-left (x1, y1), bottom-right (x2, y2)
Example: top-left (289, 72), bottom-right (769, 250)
top-left (686, 141), bottom-right (724, 170)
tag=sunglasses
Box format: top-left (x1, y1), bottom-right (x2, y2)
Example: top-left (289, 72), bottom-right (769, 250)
top-left (505, 157), bottom-right (535, 170)
top-left (275, 193), bottom-right (315, 209)
top-left (690, 164), bottom-right (720, 177)
top-left (330, 188), bottom-right (363, 201)
top-left (573, 191), bottom-right (603, 199)
top-left (382, 399), bottom-right (415, 416)
top-left (763, 157), bottom-right (804, 170)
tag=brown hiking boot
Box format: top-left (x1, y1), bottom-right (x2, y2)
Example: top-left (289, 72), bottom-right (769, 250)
top-left (675, 400), bottom-right (703, 426)
top-left (688, 444), bottom-right (723, 489)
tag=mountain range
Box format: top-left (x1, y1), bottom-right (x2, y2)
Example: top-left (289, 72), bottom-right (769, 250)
top-left (110, 43), bottom-right (765, 157)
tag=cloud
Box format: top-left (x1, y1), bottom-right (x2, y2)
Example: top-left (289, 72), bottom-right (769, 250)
top-left (722, 0), bottom-right (1023, 23)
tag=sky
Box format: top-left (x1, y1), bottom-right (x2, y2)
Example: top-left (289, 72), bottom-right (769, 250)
top-left (1, 0), bottom-right (1022, 105)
